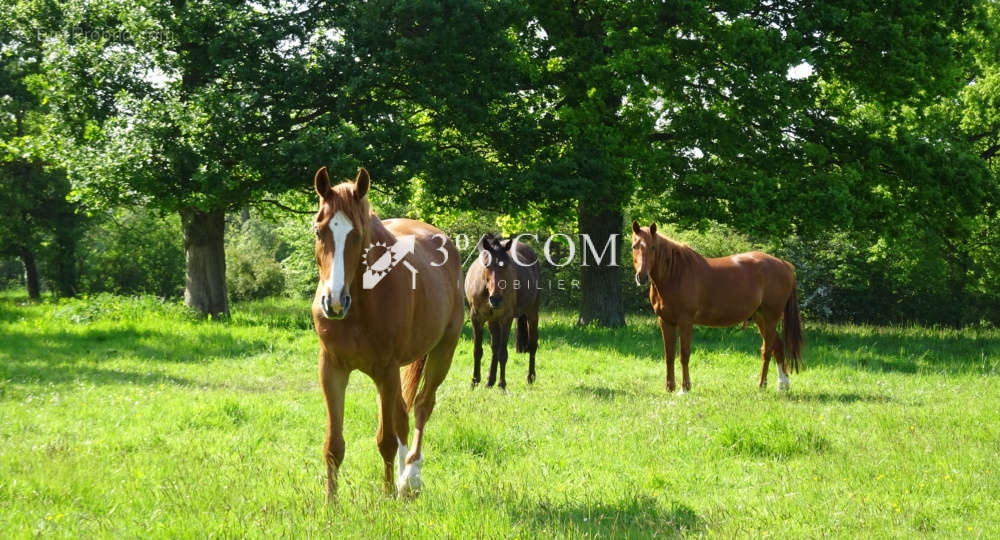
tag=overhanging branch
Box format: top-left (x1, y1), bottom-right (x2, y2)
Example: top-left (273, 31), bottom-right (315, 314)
top-left (648, 132), bottom-right (677, 143)
top-left (249, 198), bottom-right (314, 215)
top-left (980, 144), bottom-right (1000, 161)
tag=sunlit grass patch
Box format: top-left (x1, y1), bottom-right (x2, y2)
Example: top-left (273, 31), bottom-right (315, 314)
top-left (717, 418), bottom-right (830, 459)
top-left (1, 294), bottom-right (998, 538)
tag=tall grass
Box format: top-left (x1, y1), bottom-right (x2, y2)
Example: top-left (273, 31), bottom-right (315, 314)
top-left (1, 292), bottom-right (998, 538)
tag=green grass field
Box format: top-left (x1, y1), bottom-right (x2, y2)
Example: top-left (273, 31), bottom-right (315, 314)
top-left (2, 292), bottom-right (998, 538)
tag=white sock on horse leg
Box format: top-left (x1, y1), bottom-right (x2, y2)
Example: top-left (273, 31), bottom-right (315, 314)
top-left (396, 438), bottom-right (409, 479)
top-left (777, 363), bottom-right (790, 391)
top-left (396, 453), bottom-right (423, 496)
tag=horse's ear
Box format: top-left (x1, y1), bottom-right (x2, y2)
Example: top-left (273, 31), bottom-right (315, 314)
top-left (649, 222), bottom-right (657, 236)
top-left (355, 167), bottom-right (370, 199)
top-left (631, 221), bottom-right (641, 235)
top-left (314, 167), bottom-right (332, 200)
top-left (501, 238), bottom-right (513, 251)
top-left (476, 234), bottom-right (490, 252)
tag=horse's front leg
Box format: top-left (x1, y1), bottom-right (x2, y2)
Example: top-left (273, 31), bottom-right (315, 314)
top-left (375, 368), bottom-right (403, 497)
top-left (471, 319), bottom-right (484, 387)
top-left (485, 320), bottom-right (504, 388)
top-left (658, 317), bottom-right (677, 392)
top-left (320, 360), bottom-right (349, 503)
top-left (678, 320), bottom-right (693, 393)
top-left (497, 319), bottom-right (512, 389)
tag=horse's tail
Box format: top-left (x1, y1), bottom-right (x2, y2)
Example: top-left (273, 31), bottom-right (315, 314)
top-left (402, 355), bottom-right (426, 413)
top-left (515, 315), bottom-right (529, 353)
top-left (783, 284), bottom-right (804, 373)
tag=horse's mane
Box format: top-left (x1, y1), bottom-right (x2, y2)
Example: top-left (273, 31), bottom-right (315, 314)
top-left (655, 234), bottom-right (704, 279)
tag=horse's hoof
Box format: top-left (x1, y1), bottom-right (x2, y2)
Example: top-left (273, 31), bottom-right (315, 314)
top-left (526, 374), bottom-right (535, 384)
top-left (396, 461), bottom-right (423, 499)
top-left (678, 389), bottom-right (688, 395)
top-left (470, 379), bottom-right (480, 389)
top-left (777, 381), bottom-right (790, 392)
top-left (397, 478), bottom-right (421, 499)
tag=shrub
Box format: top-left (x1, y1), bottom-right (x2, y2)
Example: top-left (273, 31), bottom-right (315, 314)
top-left (226, 219), bottom-right (286, 301)
top-left (78, 209), bottom-right (185, 297)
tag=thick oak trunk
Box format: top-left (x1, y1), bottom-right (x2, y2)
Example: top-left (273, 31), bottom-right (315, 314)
top-left (181, 208), bottom-right (229, 317)
top-left (577, 203), bottom-right (625, 327)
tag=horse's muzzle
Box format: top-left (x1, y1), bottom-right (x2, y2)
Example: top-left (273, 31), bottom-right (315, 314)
top-left (635, 273), bottom-right (649, 286)
top-left (488, 295), bottom-right (503, 308)
top-left (321, 293), bottom-right (351, 320)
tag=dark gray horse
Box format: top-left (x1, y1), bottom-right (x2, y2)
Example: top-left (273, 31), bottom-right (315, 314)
top-left (465, 234), bottom-right (541, 389)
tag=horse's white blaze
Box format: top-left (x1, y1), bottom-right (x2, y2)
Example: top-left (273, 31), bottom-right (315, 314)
top-left (324, 210), bottom-right (354, 306)
top-left (777, 362), bottom-right (790, 391)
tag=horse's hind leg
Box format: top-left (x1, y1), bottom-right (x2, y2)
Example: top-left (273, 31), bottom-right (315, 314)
top-left (754, 314), bottom-right (778, 390)
top-left (678, 320), bottom-right (693, 393)
top-left (526, 310), bottom-right (539, 384)
top-left (400, 328), bottom-right (459, 496)
top-left (320, 360), bottom-right (349, 502)
top-left (658, 317), bottom-right (677, 392)
top-left (772, 336), bottom-right (790, 391)
top-left (391, 389), bottom-right (411, 485)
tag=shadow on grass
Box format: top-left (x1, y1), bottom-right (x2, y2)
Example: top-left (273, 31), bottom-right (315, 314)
top-left (0, 326), bottom-right (264, 388)
top-left (507, 492), bottom-right (701, 538)
top-left (571, 384), bottom-right (662, 402)
top-left (230, 299), bottom-right (314, 331)
top-left (532, 313), bottom-right (999, 376)
top-left (780, 390), bottom-right (895, 404)
top-left (1, 364), bottom-right (199, 391)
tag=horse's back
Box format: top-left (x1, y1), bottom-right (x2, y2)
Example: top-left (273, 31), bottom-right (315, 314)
top-left (725, 250), bottom-right (795, 304)
top-left (383, 218), bottom-right (461, 279)
top-left (512, 242), bottom-right (541, 312)
top-left (382, 217), bottom-right (464, 335)
top-left (685, 251), bottom-right (794, 325)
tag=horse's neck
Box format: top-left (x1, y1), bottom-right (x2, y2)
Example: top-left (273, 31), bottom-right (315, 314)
top-left (653, 236), bottom-right (703, 286)
top-left (367, 214), bottom-right (395, 245)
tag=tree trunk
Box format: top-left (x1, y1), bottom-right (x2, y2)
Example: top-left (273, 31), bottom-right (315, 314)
top-left (20, 248), bottom-right (41, 300)
top-left (181, 208), bottom-right (229, 317)
top-left (577, 203), bottom-right (625, 327)
top-left (52, 213), bottom-right (79, 298)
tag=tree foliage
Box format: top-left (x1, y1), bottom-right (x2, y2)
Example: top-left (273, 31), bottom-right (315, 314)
top-left (2, 0), bottom-right (997, 325)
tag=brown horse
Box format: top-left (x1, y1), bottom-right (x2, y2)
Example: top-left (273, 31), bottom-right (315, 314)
top-left (465, 234), bottom-right (541, 389)
top-left (312, 167), bottom-right (464, 500)
top-left (631, 221), bottom-right (803, 393)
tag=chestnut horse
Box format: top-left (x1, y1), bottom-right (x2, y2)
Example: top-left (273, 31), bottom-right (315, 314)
top-left (631, 222), bottom-right (803, 393)
top-left (312, 167), bottom-right (463, 500)
top-left (465, 234), bottom-right (541, 388)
